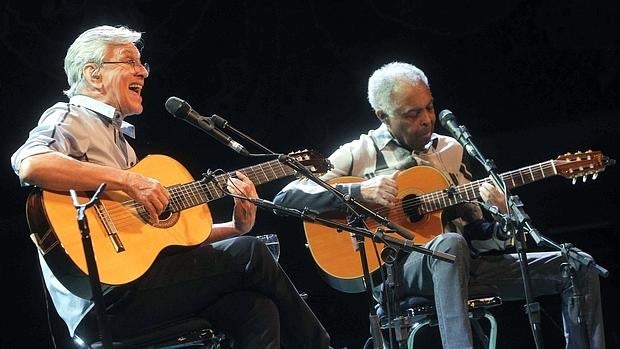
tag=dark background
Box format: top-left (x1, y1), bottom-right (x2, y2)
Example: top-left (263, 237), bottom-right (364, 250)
top-left (2, 1), bottom-right (619, 348)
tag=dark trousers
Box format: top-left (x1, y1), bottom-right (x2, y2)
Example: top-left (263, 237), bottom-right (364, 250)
top-left (77, 236), bottom-right (330, 349)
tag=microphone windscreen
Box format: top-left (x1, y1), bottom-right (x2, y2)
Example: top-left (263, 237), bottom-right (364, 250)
top-left (438, 109), bottom-right (455, 126)
top-left (165, 96), bottom-right (186, 118)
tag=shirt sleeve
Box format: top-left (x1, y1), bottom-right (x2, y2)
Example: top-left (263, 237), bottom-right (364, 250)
top-left (274, 142), bottom-right (364, 214)
top-left (10, 104), bottom-right (91, 183)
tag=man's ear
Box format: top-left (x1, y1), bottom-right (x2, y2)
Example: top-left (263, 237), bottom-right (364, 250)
top-left (83, 63), bottom-right (101, 83)
top-left (376, 111), bottom-right (389, 124)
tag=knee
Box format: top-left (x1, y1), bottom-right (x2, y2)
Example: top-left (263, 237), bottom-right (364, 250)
top-left (252, 296), bottom-right (280, 324)
top-left (235, 235), bottom-right (273, 260)
top-left (430, 233), bottom-right (470, 267)
top-left (433, 232), bottom-right (469, 254)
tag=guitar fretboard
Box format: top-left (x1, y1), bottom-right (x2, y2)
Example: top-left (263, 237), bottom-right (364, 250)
top-left (417, 160), bottom-right (557, 214)
top-left (166, 159), bottom-right (296, 212)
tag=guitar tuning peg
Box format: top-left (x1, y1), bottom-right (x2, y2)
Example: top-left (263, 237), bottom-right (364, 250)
top-left (583, 176), bottom-right (587, 183)
top-left (572, 178), bottom-right (577, 185)
top-left (593, 173), bottom-right (598, 180)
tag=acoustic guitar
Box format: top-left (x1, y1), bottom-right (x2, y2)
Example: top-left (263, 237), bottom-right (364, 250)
top-left (302, 150), bottom-right (614, 293)
top-left (26, 150), bottom-right (330, 285)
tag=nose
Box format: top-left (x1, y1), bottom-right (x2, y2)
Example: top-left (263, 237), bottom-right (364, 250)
top-left (420, 109), bottom-right (433, 127)
top-left (137, 63), bottom-right (149, 78)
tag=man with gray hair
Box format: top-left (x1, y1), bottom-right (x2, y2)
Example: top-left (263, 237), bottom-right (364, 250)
top-left (274, 61), bottom-right (605, 348)
top-left (11, 25), bottom-right (330, 349)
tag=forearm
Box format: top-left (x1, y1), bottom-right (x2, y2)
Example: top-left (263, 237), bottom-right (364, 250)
top-left (18, 152), bottom-right (129, 192)
top-left (274, 179), bottom-right (358, 214)
top-left (205, 221), bottom-right (245, 243)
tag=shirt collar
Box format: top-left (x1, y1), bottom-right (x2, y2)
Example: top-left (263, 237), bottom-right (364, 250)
top-left (372, 123), bottom-right (438, 153)
top-left (69, 95), bottom-right (136, 139)
top-left (371, 123), bottom-right (396, 150)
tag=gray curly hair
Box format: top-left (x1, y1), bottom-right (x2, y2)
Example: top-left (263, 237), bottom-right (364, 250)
top-left (367, 62), bottom-right (429, 117)
top-left (63, 25), bottom-right (143, 97)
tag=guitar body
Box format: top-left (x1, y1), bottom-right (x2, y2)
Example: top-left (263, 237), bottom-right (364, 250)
top-left (303, 166), bottom-right (450, 293)
top-left (29, 154), bottom-right (213, 285)
top-left (27, 149), bottom-right (331, 287)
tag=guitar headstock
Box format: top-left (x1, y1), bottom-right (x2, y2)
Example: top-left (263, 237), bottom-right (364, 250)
top-left (555, 150), bottom-right (616, 184)
top-left (288, 149), bottom-right (332, 175)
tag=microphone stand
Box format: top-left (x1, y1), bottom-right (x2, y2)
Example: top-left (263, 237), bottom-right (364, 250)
top-left (209, 114), bottom-right (455, 349)
top-left (70, 183), bottom-right (111, 349)
top-left (211, 114), bottom-right (276, 155)
top-left (509, 198), bottom-right (607, 349)
top-left (454, 123), bottom-right (608, 349)
top-left (455, 123), bottom-right (545, 348)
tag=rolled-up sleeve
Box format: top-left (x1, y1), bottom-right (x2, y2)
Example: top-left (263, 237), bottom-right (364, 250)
top-left (10, 103), bottom-right (90, 183)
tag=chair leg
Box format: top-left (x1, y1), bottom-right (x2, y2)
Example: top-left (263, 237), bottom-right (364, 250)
top-left (403, 312), bottom-right (498, 349)
top-left (471, 319), bottom-right (489, 348)
top-left (483, 311), bottom-right (498, 349)
top-left (470, 310), bottom-right (499, 349)
top-left (406, 318), bottom-right (431, 349)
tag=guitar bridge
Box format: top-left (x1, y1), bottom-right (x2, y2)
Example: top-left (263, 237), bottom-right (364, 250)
top-left (94, 201), bottom-right (125, 253)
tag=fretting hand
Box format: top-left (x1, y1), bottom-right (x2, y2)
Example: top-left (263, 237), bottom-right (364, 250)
top-left (479, 180), bottom-right (507, 213)
top-left (227, 171), bottom-right (258, 234)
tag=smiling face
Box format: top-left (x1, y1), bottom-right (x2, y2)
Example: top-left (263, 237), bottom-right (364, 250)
top-left (381, 81), bottom-right (436, 151)
top-left (85, 43), bottom-right (148, 117)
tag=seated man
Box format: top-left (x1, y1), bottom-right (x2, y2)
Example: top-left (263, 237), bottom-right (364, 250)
top-left (273, 61), bottom-right (605, 349)
top-left (11, 24), bottom-right (330, 349)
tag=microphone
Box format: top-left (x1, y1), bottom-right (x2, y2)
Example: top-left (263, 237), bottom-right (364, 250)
top-left (211, 114), bottom-right (229, 129)
top-left (438, 109), bottom-right (476, 158)
top-left (165, 97), bottom-right (249, 155)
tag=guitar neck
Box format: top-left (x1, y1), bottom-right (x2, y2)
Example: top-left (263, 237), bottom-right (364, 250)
top-left (167, 159), bottom-right (295, 212)
top-left (420, 160), bottom-right (557, 213)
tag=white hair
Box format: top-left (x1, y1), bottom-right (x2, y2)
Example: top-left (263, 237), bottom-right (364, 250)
top-left (63, 25), bottom-right (143, 97)
top-left (367, 62), bottom-right (429, 116)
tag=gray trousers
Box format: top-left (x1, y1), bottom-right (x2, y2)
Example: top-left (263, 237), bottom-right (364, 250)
top-left (395, 232), bottom-right (605, 349)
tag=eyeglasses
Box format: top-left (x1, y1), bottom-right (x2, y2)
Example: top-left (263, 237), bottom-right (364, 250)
top-left (100, 59), bottom-right (150, 74)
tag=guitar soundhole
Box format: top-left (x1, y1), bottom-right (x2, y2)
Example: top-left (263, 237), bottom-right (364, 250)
top-left (402, 194), bottom-right (423, 223)
top-left (137, 206), bottom-right (180, 228)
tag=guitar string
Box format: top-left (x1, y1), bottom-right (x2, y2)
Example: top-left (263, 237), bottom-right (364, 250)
top-left (100, 158), bottom-right (578, 230)
top-left (370, 161), bottom-right (559, 229)
top-left (97, 159), bottom-right (298, 227)
top-left (368, 155), bottom-right (596, 227)
top-left (106, 160), bottom-right (557, 227)
top-left (98, 155), bottom-right (593, 240)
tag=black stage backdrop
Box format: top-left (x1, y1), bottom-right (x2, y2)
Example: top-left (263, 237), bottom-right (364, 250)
top-left (1, 1), bottom-right (619, 348)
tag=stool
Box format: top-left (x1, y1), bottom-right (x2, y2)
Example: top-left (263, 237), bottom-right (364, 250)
top-left (374, 290), bottom-right (502, 349)
top-left (74, 317), bottom-right (231, 349)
